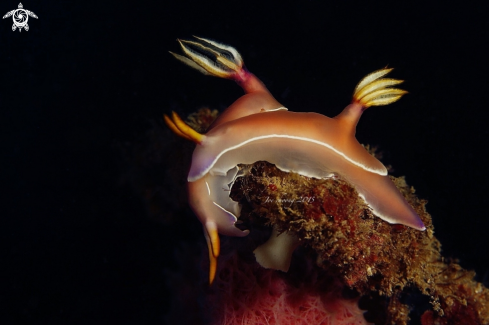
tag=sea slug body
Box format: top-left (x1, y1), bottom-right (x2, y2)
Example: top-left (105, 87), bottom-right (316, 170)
top-left (165, 37), bottom-right (425, 283)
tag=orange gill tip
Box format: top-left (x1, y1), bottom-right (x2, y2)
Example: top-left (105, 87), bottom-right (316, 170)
top-left (204, 222), bottom-right (220, 284)
top-left (166, 111), bottom-right (205, 144)
top-left (353, 68), bottom-right (407, 108)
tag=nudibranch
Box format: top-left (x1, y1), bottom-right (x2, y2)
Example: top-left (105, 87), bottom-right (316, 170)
top-left (165, 36), bottom-right (426, 284)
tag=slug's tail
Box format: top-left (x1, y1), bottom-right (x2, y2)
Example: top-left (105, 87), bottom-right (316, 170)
top-left (353, 68), bottom-right (408, 108)
top-left (169, 36), bottom-right (246, 81)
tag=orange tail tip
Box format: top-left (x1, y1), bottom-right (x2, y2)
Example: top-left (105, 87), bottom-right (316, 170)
top-left (169, 36), bottom-right (245, 80)
top-left (163, 111), bottom-right (205, 144)
top-left (353, 68), bottom-right (408, 108)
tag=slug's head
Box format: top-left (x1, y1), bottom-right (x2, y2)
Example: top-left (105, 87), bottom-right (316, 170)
top-left (169, 36), bottom-right (248, 82)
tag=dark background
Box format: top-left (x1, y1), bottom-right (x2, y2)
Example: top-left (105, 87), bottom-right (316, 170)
top-left (2, 1), bottom-right (489, 324)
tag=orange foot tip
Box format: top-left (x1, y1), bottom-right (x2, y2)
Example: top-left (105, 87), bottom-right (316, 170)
top-left (163, 111), bottom-right (205, 144)
top-left (203, 222), bottom-right (220, 284)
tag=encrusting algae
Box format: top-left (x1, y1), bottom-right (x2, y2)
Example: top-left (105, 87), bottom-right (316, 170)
top-left (178, 107), bottom-right (489, 325)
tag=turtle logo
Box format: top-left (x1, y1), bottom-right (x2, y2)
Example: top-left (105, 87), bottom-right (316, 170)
top-left (3, 3), bottom-right (38, 32)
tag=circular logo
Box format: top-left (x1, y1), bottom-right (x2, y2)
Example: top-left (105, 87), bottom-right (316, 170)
top-left (13, 9), bottom-right (28, 27)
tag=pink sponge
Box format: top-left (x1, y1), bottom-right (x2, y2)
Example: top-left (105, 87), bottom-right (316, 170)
top-left (207, 253), bottom-right (369, 325)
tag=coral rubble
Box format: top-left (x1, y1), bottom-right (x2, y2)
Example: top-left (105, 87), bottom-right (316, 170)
top-left (229, 160), bottom-right (489, 324)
